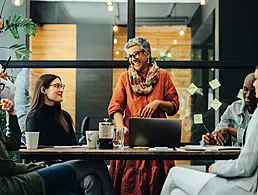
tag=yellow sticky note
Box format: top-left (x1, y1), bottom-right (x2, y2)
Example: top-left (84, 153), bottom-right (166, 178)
top-left (209, 79), bottom-right (221, 90)
top-left (187, 83), bottom-right (198, 95)
top-left (237, 89), bottom-right (244, 100)
top-left (210, 98), bottom-right (222, 110)
top-left (193, 114), bottom-right (203, 124)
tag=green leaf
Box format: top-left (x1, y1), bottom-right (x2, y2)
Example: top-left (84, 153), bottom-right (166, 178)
top-left (3, 15), bottom-right (38, 40)
top-left (9, 44), bottom-right (31, 60)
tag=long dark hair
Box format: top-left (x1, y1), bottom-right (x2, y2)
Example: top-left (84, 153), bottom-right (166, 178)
top-left (25, 74), bottom-right (71, 132)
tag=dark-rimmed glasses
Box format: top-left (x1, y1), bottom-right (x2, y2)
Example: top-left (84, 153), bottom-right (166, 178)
top-left (125, 50), bottom-right (144, 61)
top-left (0, 83), bottom-right (5, 91)
top-left (49, 83), bottom-right (65, 90)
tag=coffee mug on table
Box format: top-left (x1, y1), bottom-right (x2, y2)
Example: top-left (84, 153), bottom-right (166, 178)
top-left (86, 131), bottom-right (99, 148)
top-left (25, 132), bottom-right (40, 150)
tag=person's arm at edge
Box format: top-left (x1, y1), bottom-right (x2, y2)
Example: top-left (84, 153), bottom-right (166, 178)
top-left (210, 109), bottom-right (258, 177)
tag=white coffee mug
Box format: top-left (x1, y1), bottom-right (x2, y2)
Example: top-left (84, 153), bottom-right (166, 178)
top-left (25, 132), bottom-right (40, 150)
top-left (86, 131), bottom-right (99, 149)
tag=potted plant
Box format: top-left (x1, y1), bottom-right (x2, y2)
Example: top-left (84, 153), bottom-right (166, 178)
top-left (0, 0), bottom-right (38, 60)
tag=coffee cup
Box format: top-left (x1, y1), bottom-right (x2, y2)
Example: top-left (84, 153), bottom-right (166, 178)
top-left (25, 132), bottom-right (39, 150)
top-left (86, 131), bottom-right (99, 149)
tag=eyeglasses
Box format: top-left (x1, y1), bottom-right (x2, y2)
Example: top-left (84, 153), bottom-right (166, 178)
top-left (125, 50), bottom-right (144, 60)
top-left (0, 83), bottom-right (5, 91)
top-left (49, 83), bottom-right (65, 90)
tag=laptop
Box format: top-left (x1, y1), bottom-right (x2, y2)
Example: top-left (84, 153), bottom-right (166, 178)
top-left (129, 117), bottom-right (182, 148)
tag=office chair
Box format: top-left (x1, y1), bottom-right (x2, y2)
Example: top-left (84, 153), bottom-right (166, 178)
top-left (78, 116), bottom-right (90, 143)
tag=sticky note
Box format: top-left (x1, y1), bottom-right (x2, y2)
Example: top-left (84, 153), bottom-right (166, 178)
top-left (193, 114), bottom-right (203, 124)
top-left (210, 99), bottom-right (222, 110)
top-left (209, 79), bottom-right (221, 90)
top-left (187, 83), bottom-right (198, 95)
top-left (237, 89), bottom-right (244, 100)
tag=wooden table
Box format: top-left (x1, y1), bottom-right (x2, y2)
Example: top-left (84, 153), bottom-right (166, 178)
top-left (13, 147), bottom-right (241, 161)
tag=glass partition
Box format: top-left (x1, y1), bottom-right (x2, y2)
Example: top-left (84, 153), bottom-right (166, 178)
top-left (6, 66), bottom-right (253, 145)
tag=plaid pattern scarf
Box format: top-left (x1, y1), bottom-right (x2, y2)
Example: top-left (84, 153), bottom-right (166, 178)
top-left (128, 61), bottom-right (160, 95)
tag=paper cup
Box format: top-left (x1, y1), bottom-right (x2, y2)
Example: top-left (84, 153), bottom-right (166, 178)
top-left (25, 132), bottom-right (39, 150)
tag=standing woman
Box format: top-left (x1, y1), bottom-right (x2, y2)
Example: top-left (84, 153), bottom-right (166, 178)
top-left (108, 37), bottom-right (180, 195)
top-left (26, 74), bottom-right (115, 195)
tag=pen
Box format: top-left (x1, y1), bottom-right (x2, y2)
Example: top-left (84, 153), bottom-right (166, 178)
top-left (2, 56), bottom-right (11, 73)
top-left (203, 125), bottom-right (210, 133)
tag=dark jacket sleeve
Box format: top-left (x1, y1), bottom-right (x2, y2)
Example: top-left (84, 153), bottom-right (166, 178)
top-left (4, 115), bottom-right (21, 151)
top-left (0, 115), bottom-right (21, 176)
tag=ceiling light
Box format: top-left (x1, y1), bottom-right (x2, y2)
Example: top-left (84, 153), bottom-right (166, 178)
top-left (113, 38), bottom-right (118, 44)
top-left (107, 0), bottom-right (113, 6)
top-left (116, 51), bottom-right (119, 55)
top-left (108, 5), bottom-right (113, 11)
top-left (180, 29), bottom-right (184, 36)
top-left (113, 25), bottom-right (118, 32)
top-left (173, 40), bottom-right (177, 44)
top-left (11, 0), bottom-right (24, 6)
top-left (200, 0), bottom-right (206, 5)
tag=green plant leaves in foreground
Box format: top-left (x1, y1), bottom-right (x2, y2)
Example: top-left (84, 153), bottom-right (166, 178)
top-left (9, 44), bottom-right (31, 60)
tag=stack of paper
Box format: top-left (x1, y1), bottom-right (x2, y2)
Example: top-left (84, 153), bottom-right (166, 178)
top-left (185, 145), bottom-right (241, 151)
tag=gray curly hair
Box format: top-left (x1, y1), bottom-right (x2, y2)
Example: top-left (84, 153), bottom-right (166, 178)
top-left (124, 37), bottom-right (151, 56)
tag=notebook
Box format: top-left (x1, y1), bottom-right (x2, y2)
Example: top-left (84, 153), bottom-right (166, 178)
top-left (185, 145), bottom-right (242, 151)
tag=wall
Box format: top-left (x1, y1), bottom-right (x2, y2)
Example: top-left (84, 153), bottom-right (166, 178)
top-left (29, 24), bottom-right (77, 122)
top-left (30, 1), bottom-right (113, 131)
top-left (218, 0), bottom-right (256, 101)
top-left (76, 23), bottom-right (113, 130)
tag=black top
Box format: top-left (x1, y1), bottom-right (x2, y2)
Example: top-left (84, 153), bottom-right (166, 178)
top-left (26, 104), bottom-right (77, 146)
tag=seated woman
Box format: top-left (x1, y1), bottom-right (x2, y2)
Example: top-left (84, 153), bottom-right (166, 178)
top-left (25, 74), bottom-right (76, 146)
top-left (25, 74), bottom-right (115, 195)
top-left (161, 66), bottom-right (258, 195)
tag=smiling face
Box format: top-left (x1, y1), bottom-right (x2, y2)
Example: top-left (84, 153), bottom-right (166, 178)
top-left (243, 73), bottom-right (256, 106)
top-left (127, 45), bottom-right (150, 74)
top-left (43, 78), bottom-right (64, 105)
top-left (253, 69), bottom-right (258, 98)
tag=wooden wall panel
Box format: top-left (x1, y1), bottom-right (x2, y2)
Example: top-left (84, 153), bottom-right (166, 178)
top-left (29, 24), bottom-right (76, 124)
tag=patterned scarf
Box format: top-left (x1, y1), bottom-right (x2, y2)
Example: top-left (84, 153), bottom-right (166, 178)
top-left (128, 61), bottom-right (160, 95)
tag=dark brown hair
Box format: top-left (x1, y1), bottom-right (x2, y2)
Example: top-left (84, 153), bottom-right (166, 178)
top-left (25, 74), bottom-right (72, 132)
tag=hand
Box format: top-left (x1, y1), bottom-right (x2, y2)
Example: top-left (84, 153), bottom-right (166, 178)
top-left (141, 100), bottom-right (160, 118)
top-left (116, 126), bottom-right (129, 136)
top-left (208, 164), bottom-right (214, 173)
top-left (215, 127), bottom-right (229, 145)
top-left (203, 133), bottom-right (217, 145)
top-left (0, 99), bottom-right (15, 115)
top-left (0, 72), bottom-right (7, 80)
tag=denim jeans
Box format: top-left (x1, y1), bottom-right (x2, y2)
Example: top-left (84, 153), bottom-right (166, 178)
top-left (36, 164), bottom-right (78, 194)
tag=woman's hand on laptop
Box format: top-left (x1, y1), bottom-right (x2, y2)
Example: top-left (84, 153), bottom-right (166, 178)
top-left (141, 100), bottom-right (160, 118)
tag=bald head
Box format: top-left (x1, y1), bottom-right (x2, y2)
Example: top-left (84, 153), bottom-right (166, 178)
top-left (243, 73), bottom-right (257, 107)
top-left (244, 73), bottom-right (255, 86)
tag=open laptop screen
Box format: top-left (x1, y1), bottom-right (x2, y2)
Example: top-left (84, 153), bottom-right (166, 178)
top-left (129, 117), bottom-right (182, 148)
